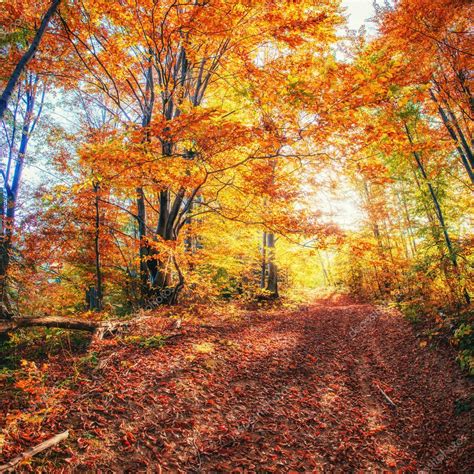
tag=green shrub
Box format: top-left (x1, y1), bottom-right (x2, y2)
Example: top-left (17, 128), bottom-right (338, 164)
top-left (453, 323), bottom-right (473, 376)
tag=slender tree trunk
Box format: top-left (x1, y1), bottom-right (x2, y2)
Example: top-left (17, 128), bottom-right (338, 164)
top-left (0, 0), bottom-right (60, 119)
top-left (0, 84), bottom-right (36, 318)
top-left (92, 182), bottom-right (103, 311)
top-left (361, 179), bottom-right (391, 293)
top-left (324, 251), bottom-right (334, 285)
top-left (405, 124), bottom-right (470, 305)
top-left (409, 161), bottom-right (456, 305)
top-left (136, 186), bottom-right (149, 300)
top-left (184, 198), bottom-right (196, 270)
top-left (372, 264), bottom-right (384, 297)
top-left (0, 242), bottom-right (12, 321)
top-left (260, 231), bottom-right (267, 288)
top-left (0, 181), bottom-right (11, 318)
top-left (265, 232), bottom-right (278, 297)
top-left (430, 90), bottom-right (474, 183)
top-left (398, 184), bottom-right (417, 256)
top-left (446, 106), bottom-right (474, 168)
top-left (317, 249), bottom-right (330, 286)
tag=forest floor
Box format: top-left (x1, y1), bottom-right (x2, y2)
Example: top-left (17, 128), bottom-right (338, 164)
top-left (1, 293), bottom-right (473, 472)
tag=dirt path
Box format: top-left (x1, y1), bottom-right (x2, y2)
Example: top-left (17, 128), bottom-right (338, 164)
top-left (4, 295), bottom-right (473, 472)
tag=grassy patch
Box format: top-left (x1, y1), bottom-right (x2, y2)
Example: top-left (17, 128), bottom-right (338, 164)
top-left (1, 328), bottom-right (91, 370)
top-left (122, 334), bottom-right (167, 349)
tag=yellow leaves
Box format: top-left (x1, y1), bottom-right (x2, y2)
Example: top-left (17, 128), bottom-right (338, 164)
top-left (397, 96), bottom-right (410, 108)
top-left (287, 73), bottom-right (302, 89)
top-left (193, 342), bottom-right (215, 354)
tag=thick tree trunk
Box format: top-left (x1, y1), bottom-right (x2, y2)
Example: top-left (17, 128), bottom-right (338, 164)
top-left (151, 189), bottom-right (173, 290)
top-left (137, 186), bottom-right (185, 305)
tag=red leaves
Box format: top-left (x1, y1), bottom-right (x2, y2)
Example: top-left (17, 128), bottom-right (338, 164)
top-left (1, 298), bottom-right (472, 471)
top-left (121, 431), bottom-right (137, 448)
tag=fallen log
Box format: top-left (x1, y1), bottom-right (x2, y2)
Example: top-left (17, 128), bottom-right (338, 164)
top-left (0, 317), bottom-right (129, 337)
top-left (0, 316), bottom-right (99, 334)
top-left (0, 430), bottom-right (69, 473)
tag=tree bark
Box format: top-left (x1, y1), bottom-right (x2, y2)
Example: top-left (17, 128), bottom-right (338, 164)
top-left (0, 316), bottom-right (130, 336)
top-left (136, 186), bottom-right (149, 295)
top-left (91, 182), bottom-right (103, 311)
top-left (0, 316), bottom-right (100, 334)
top-left (260, 231), bottom-right (267, 288)
top-left (265, 232), bottom-right (278, 297)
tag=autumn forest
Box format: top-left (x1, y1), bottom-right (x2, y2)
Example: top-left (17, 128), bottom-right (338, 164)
top-left (0, 0), bottom-right (473, 471)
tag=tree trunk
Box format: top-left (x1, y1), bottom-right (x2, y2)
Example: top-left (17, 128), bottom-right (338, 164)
top-left (92, 182), bottom-right (103, 311)
top-left (361, 179), bottom-right (391, 294)
top-left (260, 231), bottom-right (267, 288)
top-left (136, 186), bottom-right (149, 298)
top-left (430, 90), bottom-right (474, 183)
top-left (265, 232), bottom-right (278, 297)
top-left (317, 249), bottom-right (331, 286)
top-left (0, 244), bottom-right (12, 321)
top-left (0, 79), bottom-right (37, 319)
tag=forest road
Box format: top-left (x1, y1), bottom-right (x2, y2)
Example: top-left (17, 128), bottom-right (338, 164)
top-left (27, 294), bottom-right (473, 472)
